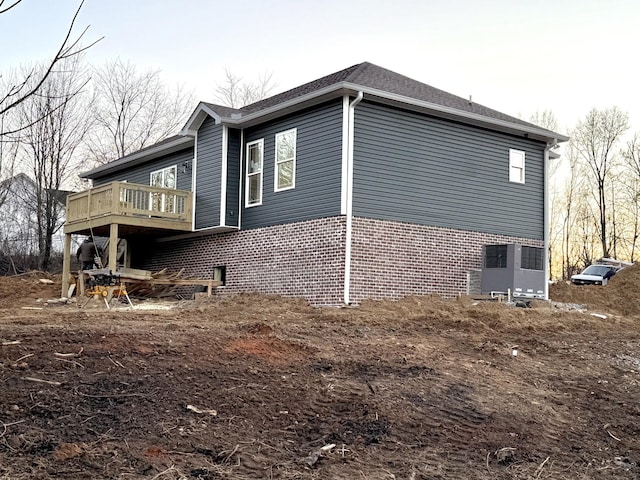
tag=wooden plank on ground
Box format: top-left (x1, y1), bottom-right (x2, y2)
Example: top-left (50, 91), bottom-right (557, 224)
top-left (124, 278), bottom-right (222, 297)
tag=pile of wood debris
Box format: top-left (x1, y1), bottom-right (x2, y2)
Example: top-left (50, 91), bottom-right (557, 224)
top-left (125, 268), bottom-right (194, 298)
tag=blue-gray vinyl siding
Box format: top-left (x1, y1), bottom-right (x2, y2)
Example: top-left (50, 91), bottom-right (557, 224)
top-left (352, 101), bottom-right (546, 240)
top-left (92, 148), bottom-right (193, 191)
top-left (225, 128), bottom-right (241, 228)
top-left (195, 118), bottom-right (223, 230)
top-left (241, 100), bottom-right (343, 229)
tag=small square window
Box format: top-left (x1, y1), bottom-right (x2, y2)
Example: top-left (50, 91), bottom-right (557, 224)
top-left (213, 266), bottom-right (226, 285)
top-left (509, 149), bottom-right (525, 184)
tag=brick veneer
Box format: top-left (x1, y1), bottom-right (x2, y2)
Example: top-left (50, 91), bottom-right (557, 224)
top-left (135, 216), bottom-right (543, 306)
top-left (138, 217), bottom-right (346, 305)
top-left (349, 217), bottom-right (544, 303)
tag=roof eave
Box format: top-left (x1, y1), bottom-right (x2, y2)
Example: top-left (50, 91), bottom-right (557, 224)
top-left (181, 102), bottom-right (223, 136)
top-left (81, 136), bottom-right (194, 179)
top-left (213, 81), bottom-right (567, 144)
top-left (86, 78), bottom-right (568, 181)
top-left (340, 83), bottom-right (569, 144)
top-left (218, 84), bottom-right (352, 128)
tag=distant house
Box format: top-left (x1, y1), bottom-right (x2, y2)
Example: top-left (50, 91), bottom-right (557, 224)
top-left (0, 173), bottom-right (70, 273)
top-left (62, 62), bottom-right (568, 304)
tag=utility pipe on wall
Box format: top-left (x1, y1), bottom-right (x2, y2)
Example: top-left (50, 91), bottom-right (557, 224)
top-left (344, 91), bottom-right (363, 305)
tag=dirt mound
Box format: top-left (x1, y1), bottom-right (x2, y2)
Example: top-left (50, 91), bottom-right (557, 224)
top-left (0, 271), bottom-right (60, 307)
top-left (550, 263), bottom-right (640, 315)
top-left (0, 277), bottom-right (639, 478)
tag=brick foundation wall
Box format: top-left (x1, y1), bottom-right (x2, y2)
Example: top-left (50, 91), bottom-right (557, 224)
top-left (137, 217), bottom-right (346, 305)
top-left (134, 215), bottom-right (543, 306)
top-left (349, 217), bottom-right (544, 303)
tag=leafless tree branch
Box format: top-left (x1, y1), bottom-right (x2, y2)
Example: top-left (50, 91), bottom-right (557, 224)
top-left (0, 0), bottom-right (22, 15)
top-left (86, 58), bottom-right (195, 164)
top-left (0, 1), bottom-right (101, 120)
top-left (213, 67), bottom-right (277, 108)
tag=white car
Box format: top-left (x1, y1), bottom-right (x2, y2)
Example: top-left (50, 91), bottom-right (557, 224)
top-left (570, 264), bottom-right (618, 286)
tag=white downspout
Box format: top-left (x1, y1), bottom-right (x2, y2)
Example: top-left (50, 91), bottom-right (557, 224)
top-left (543, 140), bottom-right (556, 300)
top-left (192, 132), bottom-right (198, 231)
top-left (344, 91), bottom-right (363, 305)
top-left (220, 126), bottom-right (228, 227)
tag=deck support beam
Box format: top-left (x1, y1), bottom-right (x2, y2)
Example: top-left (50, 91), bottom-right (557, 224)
top-left (61, 233), bottom-right (72, 298)
top-left (108, 224), bottom-right (119, 271)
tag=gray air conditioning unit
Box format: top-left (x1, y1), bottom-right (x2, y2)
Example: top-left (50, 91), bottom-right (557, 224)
top-left (480, 244), bottom-right (545, 298)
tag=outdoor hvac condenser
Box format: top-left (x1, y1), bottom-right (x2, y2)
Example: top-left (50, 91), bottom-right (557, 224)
top-left (480, 244), bottom-right (545, 298)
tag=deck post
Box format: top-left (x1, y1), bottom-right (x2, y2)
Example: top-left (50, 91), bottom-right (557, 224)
top-left (108, 224), bottom-right (119, 272)
top-left (61, 233), bottom-right (72, 298)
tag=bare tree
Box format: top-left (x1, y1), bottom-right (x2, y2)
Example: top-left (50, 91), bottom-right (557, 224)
top-left (530, 109), bottom-right (562, 176)
top-left (530, 109), bottom-right (565, 276)
top-left (213, 68), bottom-right (277, 108)
top-left (0, 0), bottom-right (98, 222)
top-left (622, 132), bottom-right (640, 178)
top-left (0, 1), bottom-right (99, 132)
top-left (554, 138), bottom-right (587, 278)
top-left (0, 110), bottom-right (18, 209)
top-left (530, 109), bottom-right (559, 132)
top-left (15, 55), bottom-right (92, 270)
top-left (620, 132), bottom-right (640, 260)
top-left (86, 59), bottom-right (195, 165)
top-left (573, 107), bottom-right (629, 258)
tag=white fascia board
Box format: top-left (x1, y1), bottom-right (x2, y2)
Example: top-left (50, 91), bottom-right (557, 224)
top-left (214, 80), bottom-right (567, 145)
top-left (342, 83), bottom-right (569, 144)
top-left (220, 85), bottom-right (350, 128)
top-left (181, 102), bottom-right (222, 136)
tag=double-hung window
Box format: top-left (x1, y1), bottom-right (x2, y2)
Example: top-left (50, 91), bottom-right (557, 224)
top-left (246, 139), bottom-right (263, 206)
top-left (274, 128), bottom-right (296, 191)
top-left (150, 165), bottom-right (177, 212)
top-left (509, 149), bottom-right (525, 184)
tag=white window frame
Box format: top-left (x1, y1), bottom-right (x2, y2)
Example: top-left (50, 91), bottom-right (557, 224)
top-left (245, 139), bottom-right (264, 207)
top-left (509, 149), bottom-right (525, 184)
top-left (274, 128), bottom-right (297, 192)
top-left (149, 165), bottom-right (177, 212)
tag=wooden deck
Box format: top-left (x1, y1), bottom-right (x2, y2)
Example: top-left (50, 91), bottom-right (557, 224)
top-left (64, 181), bottom-right (193, 235)
top-left (61, 182), bottom-right (195, 298)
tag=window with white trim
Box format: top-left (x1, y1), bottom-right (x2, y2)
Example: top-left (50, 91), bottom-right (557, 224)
top-left (274, 128), bottom-right (296, 191)
top-left (150, 165), bottom-right (177, 212)
top-left (246, 139), bottom-right (263, 206)
top-left (509, 149), bottom-right (525, 183)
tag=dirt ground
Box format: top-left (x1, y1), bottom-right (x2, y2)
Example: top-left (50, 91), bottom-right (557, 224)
top-left (0, 269), bottom-right (638, 479)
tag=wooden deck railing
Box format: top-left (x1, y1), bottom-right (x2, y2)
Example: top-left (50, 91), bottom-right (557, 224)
top-left (66, 181), bottom-right (193, 226)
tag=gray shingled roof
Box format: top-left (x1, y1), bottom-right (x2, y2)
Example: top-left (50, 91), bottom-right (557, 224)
top-left (237, 62), bottom-right (538, 129)
top-left (81, 135), bottom-right (193, 179)
top-left (239, 63), bottom-right (363, 114)
top-left (200, 102), bottom-right (242, 118)
top-left (85, 62), bottom-right (562, 179)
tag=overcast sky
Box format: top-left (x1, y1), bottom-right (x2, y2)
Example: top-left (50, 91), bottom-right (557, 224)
top-left (2, 0), bottom-right (639, 135)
